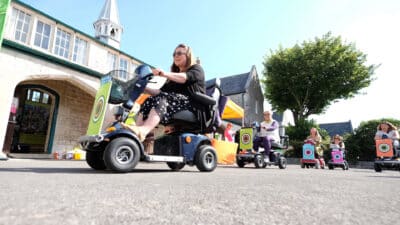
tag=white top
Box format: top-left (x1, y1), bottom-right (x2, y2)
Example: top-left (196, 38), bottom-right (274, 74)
top-left (375, 130), bottom-right (399, 140)
top-left (257, 120), bottom-right (280, 142)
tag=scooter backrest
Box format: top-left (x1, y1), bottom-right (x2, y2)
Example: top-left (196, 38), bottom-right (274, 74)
top-left (192, 91), bottom-right (216, 106)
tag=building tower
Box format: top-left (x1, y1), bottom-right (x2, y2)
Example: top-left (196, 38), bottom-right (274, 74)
top-left (93, 0), bottom-right (123, 49)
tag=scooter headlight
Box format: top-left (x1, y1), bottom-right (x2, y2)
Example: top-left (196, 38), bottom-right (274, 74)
top-left (106, 126), bottom-right (116, 133)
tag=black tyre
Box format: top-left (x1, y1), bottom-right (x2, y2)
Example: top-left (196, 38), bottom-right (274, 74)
top-left (374, 163), bottom-right (382, 172)
top-left (86, 150), bottom-right (106, 170)
top-left (328, 164), bottom-right (334, 170)
top-left (167, 162), bottom-right (185, 171)
top-left (344, 161), bottom-right (349, 170)
top-left (301, 162), bottom-right (305, 168)
top-left (195, 145), bottom-right (217, 172)
top-left (278, 157), bottom-right (287, 169)
top-left (104, 137), bottom-right (141, 173)
top-left (236, 158), bottom-right (245, 168)
top-left (254, 155), bottom-right (264, 168)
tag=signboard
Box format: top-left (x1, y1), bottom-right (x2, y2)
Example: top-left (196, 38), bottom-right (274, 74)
top-left (302, 143), bottom-right (315, 160)
top-left (86, 76), bottom-right (112, 135)
top-left (0, 0), bottom-right (11, 48)
top-left (239, 128), bottom-right (253, 150)
top-left (375, 139), bottom-right (393, 158)
top-left (331, 150), bottom-right (344, 163)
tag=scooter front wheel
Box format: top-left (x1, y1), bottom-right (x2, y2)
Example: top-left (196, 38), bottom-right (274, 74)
top-left (86, 150), bottom-right (106, 170)
top-left (104, 137), bottom-right (141, 172)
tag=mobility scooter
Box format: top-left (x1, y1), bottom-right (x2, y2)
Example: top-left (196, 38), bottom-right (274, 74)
top-left (327, 144), bottom-right (349, 170)
top-left (374, 139), bottom-right (400, 172)
top-left (79, 65), bottom-right (220, 172)
top-left (300, 140), bottom-right (325, 169)
top-left (235, 123), bottom-right (289, 169)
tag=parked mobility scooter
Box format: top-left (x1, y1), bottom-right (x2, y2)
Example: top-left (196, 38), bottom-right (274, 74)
top-left (235, 123), bottom-right (289, 169)
top-left (301, 140), bottom-right (325, 169)
top-left (327, 144), bottom-right (349, 170)
top-left (374, 139), bottom-right (400, 172)
top-left (79, 65), bottom-right (220, 172)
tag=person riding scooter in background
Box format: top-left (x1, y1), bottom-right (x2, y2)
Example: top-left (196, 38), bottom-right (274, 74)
top-left (330, 134), bottom-right (346, 158)
top-left (374, 121), bottom-right (399, 151)
top-left (330, 134), bottom-right (345, 150)
top-left (253, 110), bottom-right (280, 163)
top-left (305, 127), bottom-right (323, 158)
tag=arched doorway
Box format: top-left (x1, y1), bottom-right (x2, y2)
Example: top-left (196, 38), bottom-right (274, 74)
top-left (7, 85), bottom-right (59, 154)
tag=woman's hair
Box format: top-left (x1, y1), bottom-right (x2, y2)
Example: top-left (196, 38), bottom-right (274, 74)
top-left (332, 134), bottom-right (343, 143)
top-left (378, 121), bottom-right (397, 132)
top-left (309, 127), bottom-right (321, 137)
top-left (171, 43), bottom-right (197, 72)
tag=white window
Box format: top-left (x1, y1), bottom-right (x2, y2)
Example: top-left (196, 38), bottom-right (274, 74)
top-left (72, 37), bottom-right (88, 65)
top-left (54, 28), bottom-right (71, 59)
top-left (130, 62), bottom-right (138, 80)
top-left (31, 90), bottom-right (41, 102)
top-left (118, 58), bottom-right (128, 80)
top-left (34, 20), bottom-right (51, 50)
top-left (9, 8), bottom-right (31, 43)
top-left (107, 52), bottom-right (117, 71)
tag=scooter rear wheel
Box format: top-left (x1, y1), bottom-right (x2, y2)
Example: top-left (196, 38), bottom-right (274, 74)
top-left (195, 145), bottom-right (217, 172)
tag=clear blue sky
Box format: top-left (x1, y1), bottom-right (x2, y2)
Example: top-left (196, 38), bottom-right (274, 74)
top-left (19, 0), bottom-right (400, 127)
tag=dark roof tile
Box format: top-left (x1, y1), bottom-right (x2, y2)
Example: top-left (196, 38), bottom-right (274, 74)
top-left (319, 121), bottom-right (354, 136)
top-left (207, 72), bottom-right (251, 95)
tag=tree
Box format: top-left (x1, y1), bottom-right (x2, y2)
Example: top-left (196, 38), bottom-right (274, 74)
top-left (262, 32), bottom-right (377, 124)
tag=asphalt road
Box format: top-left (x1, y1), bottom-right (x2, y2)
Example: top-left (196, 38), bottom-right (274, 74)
top-left (0, 159), bottom-right (399, 225)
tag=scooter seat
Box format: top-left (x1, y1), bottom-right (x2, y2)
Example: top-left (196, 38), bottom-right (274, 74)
top-left (171, 110), bottom-right (198, 123)
top-left (271, 142), bottom-right (284, 149)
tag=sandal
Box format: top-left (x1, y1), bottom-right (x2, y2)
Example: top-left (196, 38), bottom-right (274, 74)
top-left (124, 124), bottom-right (146, 142)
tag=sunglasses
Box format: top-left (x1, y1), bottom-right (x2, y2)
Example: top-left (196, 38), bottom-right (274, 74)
top-left (173, 51), bottom-right (186, 57)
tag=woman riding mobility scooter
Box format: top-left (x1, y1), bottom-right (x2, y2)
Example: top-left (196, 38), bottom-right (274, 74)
top-left (327, 134), bottom-right (349, 170)
top-left (301, 128), bottom-right (325, 169)
top-left (79, 65), bottom-right (221, 172)
top-left (374, 121), bottom-right (400, 172)
top-left (235, 122), bottom-right (289, 169)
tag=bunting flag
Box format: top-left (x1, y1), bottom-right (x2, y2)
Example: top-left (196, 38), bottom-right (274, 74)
top-left (0, 0), bottom-right (11, 48)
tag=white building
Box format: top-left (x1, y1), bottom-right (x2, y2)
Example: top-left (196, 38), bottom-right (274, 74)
top-left (0, 0), bottom-right (147, 157)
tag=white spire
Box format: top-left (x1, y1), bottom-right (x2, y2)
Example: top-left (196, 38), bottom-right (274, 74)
top-left (93, 0), bottom-right (123, 49)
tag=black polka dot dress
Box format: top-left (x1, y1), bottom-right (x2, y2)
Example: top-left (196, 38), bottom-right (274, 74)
top-left (139, 91), bottom-right (192, 124)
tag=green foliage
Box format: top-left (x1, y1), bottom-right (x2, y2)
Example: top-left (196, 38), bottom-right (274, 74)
top-left (262, 32), bottom-right (377, 124)
top-left (285, 119), bottom-right (329, 158)
top-left (345, 118), bottom-right (400, 162)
